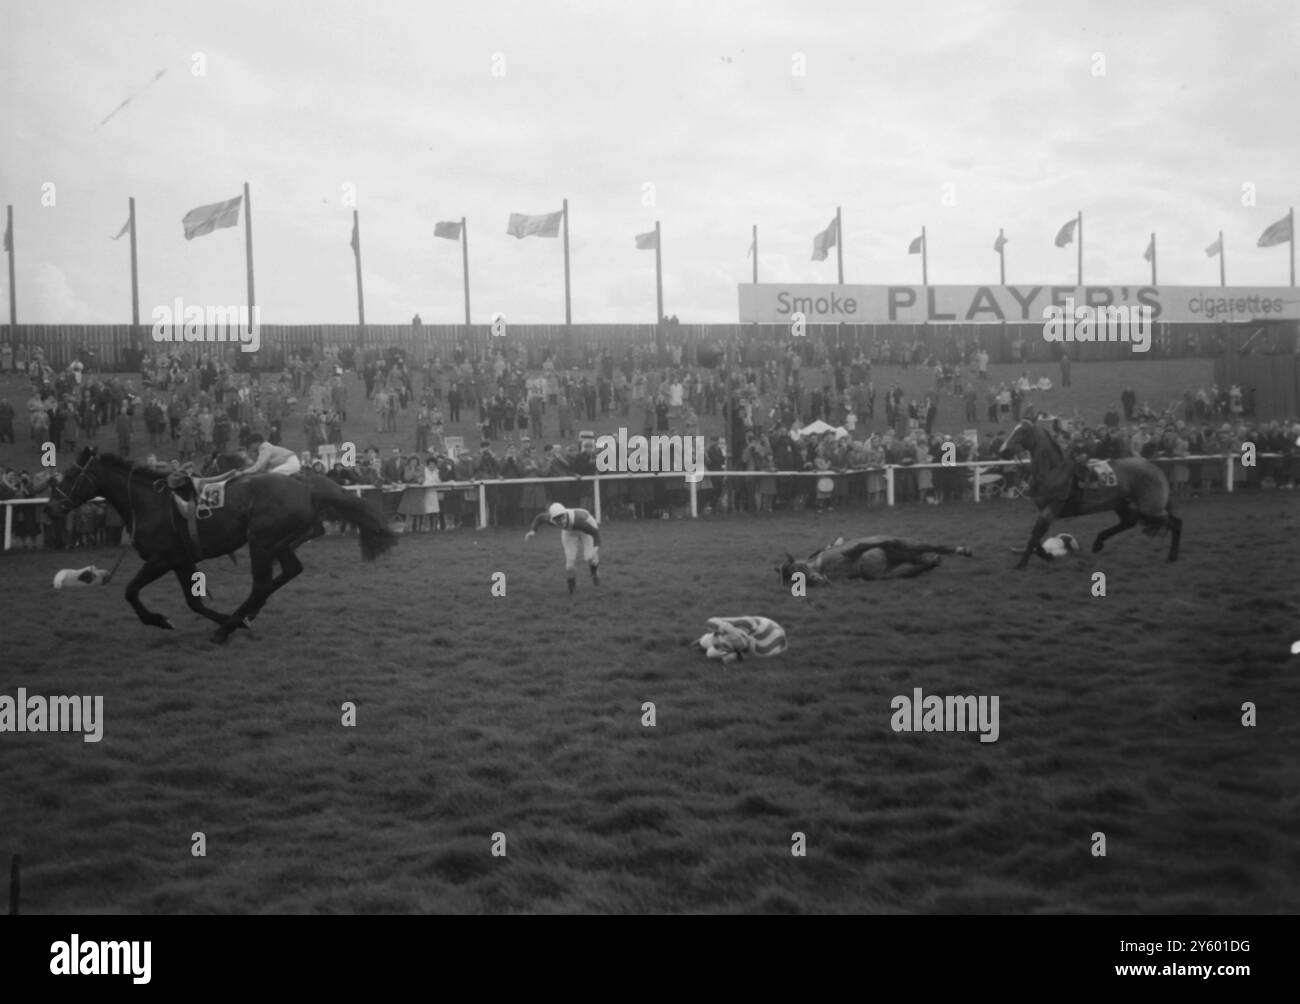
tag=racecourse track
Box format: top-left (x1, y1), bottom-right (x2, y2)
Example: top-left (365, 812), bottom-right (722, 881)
top-left (1, 491), bottom-right (1297, 914)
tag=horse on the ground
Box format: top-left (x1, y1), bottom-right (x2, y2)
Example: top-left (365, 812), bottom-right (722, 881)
top-left (778, 535), bottom-right (973, 584)
top-left (46, 446), bottom-right (397, 643)
top-left (999, 418), bottom-right (1182, 568)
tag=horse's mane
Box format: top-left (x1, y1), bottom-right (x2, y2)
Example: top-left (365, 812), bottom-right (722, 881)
top-left (1025, 421), bottom-right (1066, 463)
top-left (94, 453), bottom-right (164, 479)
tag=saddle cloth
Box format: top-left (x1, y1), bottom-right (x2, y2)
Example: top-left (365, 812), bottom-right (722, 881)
top-left (171, 471), bottom-right (240, 553)
top-left (1079, 459), bottom-right (1118, 488)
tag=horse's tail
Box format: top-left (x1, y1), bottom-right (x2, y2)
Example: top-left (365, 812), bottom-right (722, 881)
top-left (305, 477), bottom-right (397, 562)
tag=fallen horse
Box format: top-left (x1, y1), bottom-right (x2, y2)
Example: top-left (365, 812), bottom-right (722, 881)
top-left (778, 536), bottom-right (973, 585)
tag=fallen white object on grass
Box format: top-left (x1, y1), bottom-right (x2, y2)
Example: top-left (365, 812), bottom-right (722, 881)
top-left (53, 566), bottom-right (112, 588)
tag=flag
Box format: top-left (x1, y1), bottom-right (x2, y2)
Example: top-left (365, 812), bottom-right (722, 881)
top-left (182, 195), bottom-right (241, 240)
top-left (434, 221), bottom-right (462, 240)
top-left (112, 217), bottom-right (131, 241)
top-left (2, 220), bottom-right (9, 253)
top-left (98, 68), bottom-right (167, 128)
top-left (1257, 213), bottom-right (1292, 248)
top-left (746, 239), bottom-right (755, 259)
top-left (908, 234), bottom-right (924, 255)
top-left (635, 230), bottom-right (657, 250)
top-left (507, 210), bottom-right (563, 238)
top-left (1054, 218), bottom-right (1078, 247)
top-left (1205, 235), bottom-right (1222, 257)
top-left (811, 217), bottom-right (837, 261)
top-left (1143, 236), bottom-right (1155, 262)
top-left (350, 218), bottom-right (359, 256)
top-left (994, 231), bottom-right (1007, 253)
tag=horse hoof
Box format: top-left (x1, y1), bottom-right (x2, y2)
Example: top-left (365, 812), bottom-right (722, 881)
top-left (209, 630), bottom-right (230, 645)
top-left (1091, 541), bottom-right (1104, 554)
top-left (155, 617), bottom-right (174, 630)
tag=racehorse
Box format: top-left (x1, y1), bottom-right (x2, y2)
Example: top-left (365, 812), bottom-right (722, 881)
top-left (999, 418), bottom-right (1182, 567)
top-left (778, 535), bottom-right (973, 584)
top-left (46, 446), bottom-right (397, 643)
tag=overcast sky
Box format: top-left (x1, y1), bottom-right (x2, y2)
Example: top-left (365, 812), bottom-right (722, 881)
top-left (2, 0), bottom-right (1297, 325)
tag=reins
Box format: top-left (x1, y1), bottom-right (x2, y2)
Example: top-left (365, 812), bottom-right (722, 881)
top-left (99, 460), bottom-right (139, 585)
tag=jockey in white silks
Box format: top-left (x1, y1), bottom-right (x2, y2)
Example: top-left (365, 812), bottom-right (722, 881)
top-left (244, 435), bottom-right (302, 475)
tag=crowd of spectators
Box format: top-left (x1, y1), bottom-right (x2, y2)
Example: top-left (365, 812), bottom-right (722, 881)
top-left (2, 331), bottom-right (1297, 549)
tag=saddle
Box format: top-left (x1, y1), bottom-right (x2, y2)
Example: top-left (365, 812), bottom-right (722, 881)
top-left (168, 469), bottom-right (242, 554)
top-left (1073, 459), bottom-right (1119, 490)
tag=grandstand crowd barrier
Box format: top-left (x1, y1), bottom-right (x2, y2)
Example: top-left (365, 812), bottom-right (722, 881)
top-left (4, 453), bottom-right (1288, 551)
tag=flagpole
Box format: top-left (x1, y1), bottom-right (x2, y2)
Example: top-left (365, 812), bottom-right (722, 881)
top-left (998, 229), bottom-right (1006, 285)
top-left (243, 182), bottom-right (255, 319)
top-left (921, 225), bottom-right (928, 286)
top-left (654, 221), bottom-right (663, 324)
top-left (352, 210), bottom-right (365, 326)
top-left (1219, 229), bottom-right (1226, 288)
top-left (6, 205), bottom-right (15, 338)
top-left (1076, 210), bottom-right (1083, 286)
top-left (128, 197), bottom-right (140, 348)
top-left (835, 206), bottom-right (844, 284)
top-left (1150, 232), bottom-right (1157, 286)
top-left (562, 198), bottom-right (571, 325)
top-left (752, 223), bottom-right (758, 284)
top-left (461, 216), bottom-right (471, 325)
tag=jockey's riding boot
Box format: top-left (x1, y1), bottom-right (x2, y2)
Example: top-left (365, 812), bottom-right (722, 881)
top-left (590, 563), bottom-right (600, 586)
top-left (567, 574), bottom-right (576, 595)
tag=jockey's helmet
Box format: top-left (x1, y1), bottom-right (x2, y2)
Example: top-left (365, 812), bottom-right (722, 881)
top-left (547, 502), bottom-right (566, 522)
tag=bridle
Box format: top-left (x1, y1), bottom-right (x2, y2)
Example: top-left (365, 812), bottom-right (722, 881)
top-left (50, 455), bottom-right (139, 540)
top-left (50, 456), bottom-right (96, 513)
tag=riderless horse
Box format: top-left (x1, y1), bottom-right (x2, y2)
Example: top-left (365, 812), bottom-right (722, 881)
top-left (999, 418), bottom-right (1182, 568)
top-left (46, 447), bottom-right (396, 643)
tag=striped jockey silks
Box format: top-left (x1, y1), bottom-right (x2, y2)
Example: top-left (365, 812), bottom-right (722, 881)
top-left (697, 616), bottom-right (788, 664)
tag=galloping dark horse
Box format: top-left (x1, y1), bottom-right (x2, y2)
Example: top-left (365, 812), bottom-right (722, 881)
top-left (47, 447), bottom-right (397, 642)
top-left (999, 418), bottom-right (1182, 567)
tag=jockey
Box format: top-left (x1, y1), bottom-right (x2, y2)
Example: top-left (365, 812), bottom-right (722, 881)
top-left (525, 501), bottom-right (600, 595)
top-left (244, 434), bottom-right (303, 476)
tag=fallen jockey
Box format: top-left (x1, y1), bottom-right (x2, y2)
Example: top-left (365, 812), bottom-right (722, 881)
top-left (696, 616), bottom-right (788, 664)
top-left (1006, 532), bottom-right (1082, 561)
top-left (778, 535), bottom-right (974, 585)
